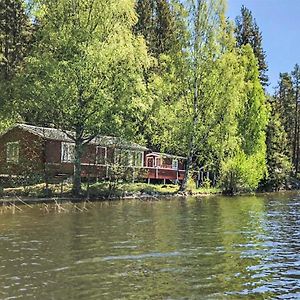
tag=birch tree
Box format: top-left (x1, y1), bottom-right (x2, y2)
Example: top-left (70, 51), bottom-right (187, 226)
top-left (179, 0), bottom-right (236, 191)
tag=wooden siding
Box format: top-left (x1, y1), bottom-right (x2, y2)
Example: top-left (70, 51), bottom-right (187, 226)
top-left (0, 127), bottom-right (45, 175)
top-left (0, 126), bottom-right (186, 181)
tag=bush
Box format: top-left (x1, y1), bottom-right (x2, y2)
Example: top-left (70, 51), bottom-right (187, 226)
top-left (220, 151), bottom-right (266, 194)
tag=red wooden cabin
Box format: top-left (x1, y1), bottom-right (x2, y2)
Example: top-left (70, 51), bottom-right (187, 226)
top-left (0, 124), bottom-right (186, 183)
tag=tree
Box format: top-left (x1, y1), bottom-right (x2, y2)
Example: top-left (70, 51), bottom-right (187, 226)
top-left (0, 0), bottom-right (32, 81)
top-left (235, 5), bottom-right (268, 87)
top-left (134, 0), bottom-right (179, 58)
top-left (134, 0), bottom-right (189, 150)
top-left (291, 64), bottom-right (300, 173)
top-left (221, 45), bottom-right (268, 194)
top-left (263, 98), bottom-right (291, 191)
top-left (275, 72), bottom-right (294, 157)
top-left (0, 0), bottom-right (33, 129)
top-left (154, 0), bottom-right (246, 191)
top-left (16, 0), bottom-right (150, 196)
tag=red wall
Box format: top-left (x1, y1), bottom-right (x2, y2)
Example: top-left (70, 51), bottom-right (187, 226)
top-left (0, 127), bottom-right (45, 175)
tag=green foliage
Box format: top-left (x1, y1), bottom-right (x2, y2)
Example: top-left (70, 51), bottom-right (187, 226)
top-left (0, 0), bottom-right (290, 195)
top-left (16, 0), bottom-right (150, 195)
top-left (89, 182), bottom-right (179, 198)
top-left (0, 116), bottom-right (15, 134)
top-left (220, 45), bottom-right (268, 193)
top-left (0, 0), bottom-right (33, 81)
top-left (0, 0), bottom-right (33, 125)
top-left (263, 100), bottom-right (292, 191)
top-left (235, 5), bottom-right (268, 87)
top-left (221, 150), bottom-right (265, 194)
top-left (273, 66), bottom-right (300, 175)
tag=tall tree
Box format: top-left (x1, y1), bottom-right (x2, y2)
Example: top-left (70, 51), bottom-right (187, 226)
top-left (275, 72), bottom-right (294, 158)
top-left (134, 0), bottom-right (189, 150)
top-left (291, 64), bottom-right (300, 173)
top-left (263, 98), bottom-right (291, 191)
top-left (16, 0), bottom-right (150, 196)
top-left (0, 0), bottom-right (32, 81)
top-left (221, 45), bottom-right (268, 194)
top-left (134, 0), bottom-right (178, 58)
top-left (274, 65), bottom-right (300, 175)
top-left (162, 0), bottom-right (246, 191)
top-left (235, 5), bottom-right (268, 87)
top-left (0, 0), bottom-right (33, 127)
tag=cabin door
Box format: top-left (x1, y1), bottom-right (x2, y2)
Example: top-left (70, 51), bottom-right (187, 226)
top-left (147, 157), bottom-right (154, 167)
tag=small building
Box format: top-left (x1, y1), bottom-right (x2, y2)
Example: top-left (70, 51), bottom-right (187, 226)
top-left (145, 152), bottom-right (186, 182)
top-left (0, 124), bottom-right (186, 183)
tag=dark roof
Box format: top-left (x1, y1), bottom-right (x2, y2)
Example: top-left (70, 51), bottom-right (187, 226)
top-left (14, 124), bottom-right (148, 151)
top-left (146, 151), bottom-right (186, 160)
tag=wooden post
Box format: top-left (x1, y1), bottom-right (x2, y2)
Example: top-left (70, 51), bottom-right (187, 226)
top-left (197, 171), bottom-right (200, 188)
top-left (132, 167), bottom-right (135, 183)
top-left (60, 181), bottom-right (63, 197)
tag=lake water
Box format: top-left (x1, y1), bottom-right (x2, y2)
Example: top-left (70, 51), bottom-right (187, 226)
top-left (0, 193), bottom-right (299, 299)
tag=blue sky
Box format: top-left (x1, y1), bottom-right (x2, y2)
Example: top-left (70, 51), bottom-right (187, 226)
top-left (227, 0), bottom-right (300, 94)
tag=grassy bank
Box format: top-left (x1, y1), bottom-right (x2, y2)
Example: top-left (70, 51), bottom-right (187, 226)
top-left (0, 181), bottom-right (221, 200)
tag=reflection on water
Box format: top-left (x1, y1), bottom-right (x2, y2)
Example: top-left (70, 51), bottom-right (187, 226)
top-left (0, 193), bottom-right (300, 299)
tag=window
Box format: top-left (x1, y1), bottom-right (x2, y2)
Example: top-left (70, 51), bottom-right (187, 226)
top-left (133, 152), bottom-right (143, 167)
top-left (115, 149), bottom-right (131, 166)
top-left (172, 159), bottom-right (179, 170)
top-left (96, 147), bottom-right (107, 165)
top-left (115, 149), bottom-right (143, 166)
top-left (61, 142), bottom-right (75, 163)
top-left (6, 142), bottom-right (19, 163)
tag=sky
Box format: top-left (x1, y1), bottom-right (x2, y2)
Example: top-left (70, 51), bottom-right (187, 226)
top-left (227, 0), bottom-right (300, 94)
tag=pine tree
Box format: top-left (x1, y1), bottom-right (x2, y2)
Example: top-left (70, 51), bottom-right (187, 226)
top-left (134, 0), bottom-right (155, 54)
top-left (0, 0), bottom-right (33, 131)
top-left (291, 64), bottom-right (300, 173)
top-left (0, 0), bottom-right (32, 81)
top-left (133, 0), bottom-right (188, 150)
top-left (134, 0), bottom-right (179, 58)
top-left (235, 5), bottom-right (268, 87)
top-left (276, 72), bottom-right (295, 156)
top-left (263, 99), bottom-right (292, 191)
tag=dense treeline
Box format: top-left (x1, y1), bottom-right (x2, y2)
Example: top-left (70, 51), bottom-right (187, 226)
top-left (0, 0), bottom-right (296, 195)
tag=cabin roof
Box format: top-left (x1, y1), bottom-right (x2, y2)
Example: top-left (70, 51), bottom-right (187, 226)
top-left (146, 151), bottom-right (186, 160)
top-left (10, 124), bottom-right (148, 151)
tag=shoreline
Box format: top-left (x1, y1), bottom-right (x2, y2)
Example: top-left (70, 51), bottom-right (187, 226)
top-left (0, 188), bottom-right (299, 207)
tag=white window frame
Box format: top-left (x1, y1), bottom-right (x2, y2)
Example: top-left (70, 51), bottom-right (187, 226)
top-left (61, 142), bottom-right (75, 163)
top-left (96, 146), bottom-right (107, 165)
top-left (114, 149), bottom-right (144, 167)
top-left (133, 151), bottom-right (144, 167)
top-left (6, 141), bottom-right (20, 163)
top-left (155, 157), bottom-right (161, 167)
top-left (172, 159), bottom-right (179, 170)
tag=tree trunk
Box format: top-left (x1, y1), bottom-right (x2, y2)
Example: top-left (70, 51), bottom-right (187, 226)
top-left (180, 154), bottom-right (192, 191)
top-left (293, 95), bottom-right (298, 172)
top-left (72, 126), bottom-right (84, 197)
top-left (180, 90), bottom-right (198, 191)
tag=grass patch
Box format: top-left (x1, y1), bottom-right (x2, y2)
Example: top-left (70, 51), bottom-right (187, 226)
top-left (88, 182), bottom-right (180, 198)
top-left (192, 186), bottom-right (221, 194)
top-left (2, 181), bottom-right (221, 199)
top-left (3, 183), bottom-right (73, 198)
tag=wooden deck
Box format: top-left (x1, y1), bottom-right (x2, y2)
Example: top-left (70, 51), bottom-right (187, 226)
top-left (144, 167), bottom-right (185, 181)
